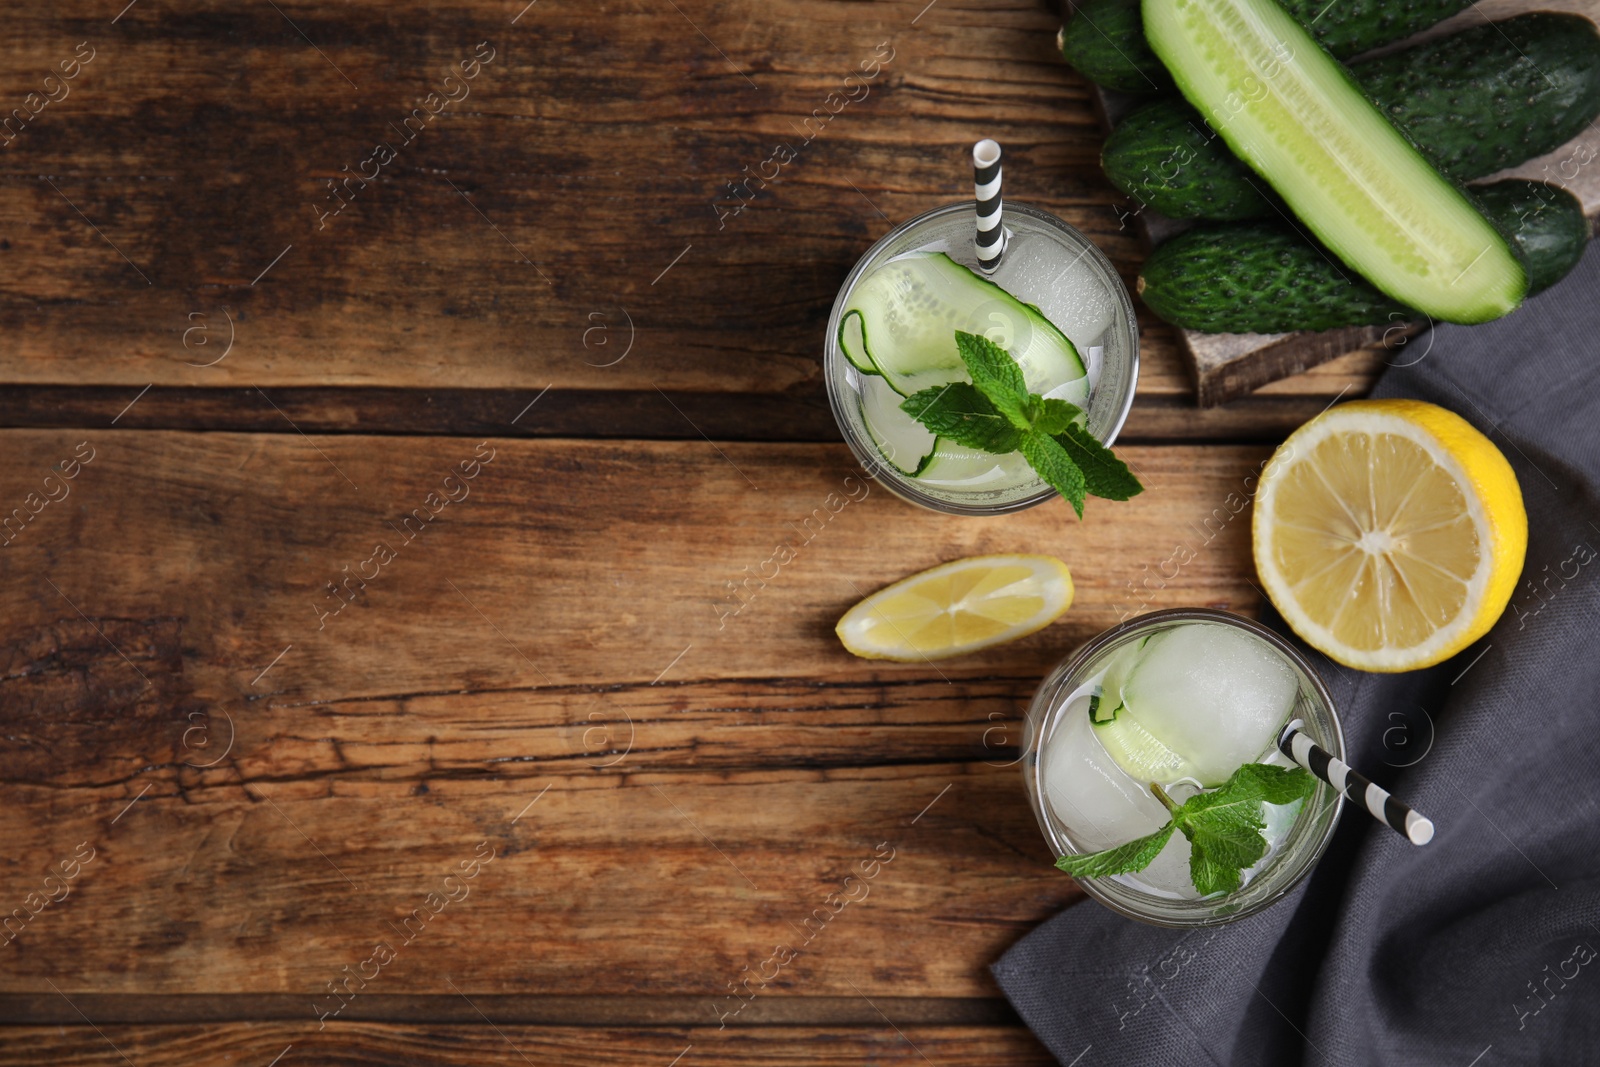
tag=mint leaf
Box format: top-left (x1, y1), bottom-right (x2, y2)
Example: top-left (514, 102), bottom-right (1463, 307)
top-left (1229, 763), bottom-right (1316, 806)
top-left (1032, 397), bottom-right (1086, 436)
top-left (1050, 761), bottom-right (1307, 895)
top-left (1055, 424), bottom-right (1144, 501)
top-left (1055, 824), bottom-right (1175, 880)
top-left (1021, 431), bottom-right (1088, 519)
top-left (1167, 761), bottom-right (1309, 896)
top-left (900, 383), bottom-right (1025, 453)
top-left (899, 330), bottom-right (1145, 519)
top-left (1176, 788), bottom-right (1270, 896)
top-left (955, 331), bottom-right (1031, 429)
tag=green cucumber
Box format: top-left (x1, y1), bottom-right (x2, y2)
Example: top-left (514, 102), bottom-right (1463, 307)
top-left (1143, 0), bottom-right (1526, 324)
top-left (1366, 14), bottom-right (1600, 185)
top-left (1138, 224), bottom-right (1413, 333)
top-left (1104, 97), bottom-right (1276, 221)
top-left (841, 252), bottom-right (1086, 397)
top-left (1059, 0), bottom-right (1474, 96)
top-left (1473, 181), bottom-right (1592, 297)
top-left (1137, 180), bottom-right (1587, 333)
top-left (1103, 14), bottom-right (1600, 221)
top-left (1059, 0), bottom-right (1171, 94)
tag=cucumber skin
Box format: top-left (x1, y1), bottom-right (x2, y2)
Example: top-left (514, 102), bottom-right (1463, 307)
top-left (1474, 181), bottom-right (1592, 296)
top-left (1059, 0), bottom-right (1473, 95)
top-left (1137, 181), bottom-right (1587, 333)
top-left (1059, 0), bottom-right (1170, 94)
top-left (1102, 99), bottom-right (1274, 221)
top-left (1369, 14), bottom-right (1600, 183)
top-left (1105, 14), bottom-right (1600, 221)
top-left (1138, 225), bottom-right (1414, 334)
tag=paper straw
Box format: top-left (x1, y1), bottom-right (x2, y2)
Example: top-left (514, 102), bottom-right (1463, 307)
top-left (973, 139), bottom-right (1005, 273)
top-left (1277, 719), bottom-right (1434, 845)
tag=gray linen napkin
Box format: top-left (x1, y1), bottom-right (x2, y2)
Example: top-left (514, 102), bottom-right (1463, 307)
top-left (993, 243), bottom-right (1600, 1066)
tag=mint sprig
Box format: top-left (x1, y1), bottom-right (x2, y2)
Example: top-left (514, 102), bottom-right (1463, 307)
top-left (900, 383), bottom-right (1023, 453)
top-left (1055, 763), bottom-right (1316, 896)
top-left (899, 331), bottom-right (1143, 518)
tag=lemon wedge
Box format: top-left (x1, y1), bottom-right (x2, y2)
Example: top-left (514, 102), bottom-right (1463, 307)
top-left (1253, 399), bottom-right (1526, 672)
top-left (837, 555), bottom-right (1074, 661)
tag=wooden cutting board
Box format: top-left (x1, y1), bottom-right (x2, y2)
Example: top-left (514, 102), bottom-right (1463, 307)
top-left (1077, 0), bottom-right (1600, 406)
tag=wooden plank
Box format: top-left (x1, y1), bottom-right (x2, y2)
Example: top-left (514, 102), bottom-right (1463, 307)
top-left (5, 766), bottom-right (1083, 996)
top-left (0, 993), bottom-right (1020, 1025)
top-left (0, 0), bottom-right (1357, 441)
top-left (0, 433), bottom-right (1267, 698)
top-left (1078, 0), bottom-right (1600, 406)
top-left (0, 1023), bottom-right (1057, 1066)
top-left (0, 382), bottom-right (1359, 443)
top-left (0, 432), bottom-right (1267, 996)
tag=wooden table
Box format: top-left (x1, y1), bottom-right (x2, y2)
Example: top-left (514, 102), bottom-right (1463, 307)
top-left (0, 1), bottom-right (1380, 1062)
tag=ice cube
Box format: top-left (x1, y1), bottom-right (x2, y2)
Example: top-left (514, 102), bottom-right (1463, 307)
top-left (984, 232), bottom-right (1059, 308)
top-left (1121, 623), bottom-right (1298, 785)
top-left (1048, 250), bottom-right (1116, 347)
top-left (1041, 694), bottom-right (1172, 852)
top-left (1123, 829), bottom-right (1200, 899)
top-left (985, 234), bottom-right (1115, 351)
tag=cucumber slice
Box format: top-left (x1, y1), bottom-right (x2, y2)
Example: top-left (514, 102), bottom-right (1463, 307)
top-left (844, 252), bottom-right (1087, 397)
top-left (838, 310), bottom-right (877, 374)
top-left (913, 440), bottom-right (1014, 488)
top-left (860, 374), bottom-right (935, 476)
top-left (1092, 628), bottom-right (1164, 724)
top-left (1143, 0), bottom-right (1527, 324)
top-left (1093, 706), bottom-right (1200, 783)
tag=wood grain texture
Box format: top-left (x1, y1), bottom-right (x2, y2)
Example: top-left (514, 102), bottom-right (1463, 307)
top-left (0, 0), bottom-right (1358, 442)
top-left (0, 1023), bottom-right (1058, 1066)
top-left (0, 383), bottom-right (1360, 443)
top-left (0, 993), bottom-right (1021, 1025)
top-left (0, 431), bottom-right (1272, 998)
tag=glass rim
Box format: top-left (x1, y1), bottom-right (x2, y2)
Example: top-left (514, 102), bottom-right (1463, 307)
top-left (823, 200), bottom-right (1140, 517)
top-left (1027, 608), bottom-right (1346, 927)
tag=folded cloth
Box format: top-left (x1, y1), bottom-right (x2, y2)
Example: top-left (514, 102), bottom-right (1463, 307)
top-left (993, 243), bottom-right (1600, 1066)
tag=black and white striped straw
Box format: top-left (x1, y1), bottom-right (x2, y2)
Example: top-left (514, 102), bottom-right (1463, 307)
top-left (1278, 719), bottom-right (1435, 845)
top-left (974, 139), bottom-right (1005, 273)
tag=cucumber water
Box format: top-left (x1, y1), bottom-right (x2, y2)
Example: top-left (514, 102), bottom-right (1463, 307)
top-left (1143, 0), bottom-right (1527, 324)
top-left (841, 252), bottom-right (1087, 398)
top-left (841, 250), bottom-right (1089, 485)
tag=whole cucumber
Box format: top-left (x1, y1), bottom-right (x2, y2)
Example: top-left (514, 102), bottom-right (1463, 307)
top-left (1136, 181), bottom-right (1589, 334)
top-left (1104, 14), bottom-right (1600, 221)
top-left (1059, 0), bottom-right (1474, 96)
top-left (1475, 181), bottom-right (1593, 296)
top-left (1058, 0), bottom-right (1169, 94)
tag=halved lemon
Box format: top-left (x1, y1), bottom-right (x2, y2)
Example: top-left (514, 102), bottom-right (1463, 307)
top-left (836, 555), bottom-right (1074, 661)
top-left (1253, 399), bottom-right (1526, 672)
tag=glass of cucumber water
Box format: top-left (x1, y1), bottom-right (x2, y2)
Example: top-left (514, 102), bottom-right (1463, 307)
top-left (824, 202), bottom-right (1139, 514)
top-left (1023, 609), bottom-right (1345, 926)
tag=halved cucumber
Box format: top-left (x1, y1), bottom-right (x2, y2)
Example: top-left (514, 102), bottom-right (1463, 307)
top-left (844, 252), bottom-right (1087, 397)
top-left (1142, 0), bottom-right (1527, 324)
